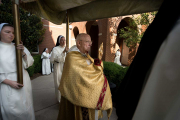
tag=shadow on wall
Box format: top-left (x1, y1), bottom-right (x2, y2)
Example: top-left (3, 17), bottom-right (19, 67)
top-left (73, 26), bottom-right (79, 39)
top-left (39, 19), bottom-right (56, 54)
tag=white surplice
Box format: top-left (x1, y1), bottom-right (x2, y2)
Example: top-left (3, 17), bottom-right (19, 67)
top-left (114, 51), bottom-right (121, 66)
top-left (0, 41), bottom-right (35, 120)
top-left (50, 46), bottom-right (66, 102)
top-left (41, 52), bottom-right (51, 75)
top-left (132, 18), bottom-right (180, 120)
top-left (49, 51), bottom-right (54, 72)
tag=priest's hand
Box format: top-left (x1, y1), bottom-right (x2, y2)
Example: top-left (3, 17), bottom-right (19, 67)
top-left (3, 79), bottom-right (24, 89)
top-left (63, 47), bottom-right (69, 53)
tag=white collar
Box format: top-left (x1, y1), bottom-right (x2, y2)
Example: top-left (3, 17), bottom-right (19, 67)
top-left (68, 45), bottom-right (86, 56)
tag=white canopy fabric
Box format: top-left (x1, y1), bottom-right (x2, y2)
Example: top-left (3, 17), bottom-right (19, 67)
top-left (20, 0), bottom-right (164, 25)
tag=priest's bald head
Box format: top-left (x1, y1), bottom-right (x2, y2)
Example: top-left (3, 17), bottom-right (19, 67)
top-left (76, 33), bottom-right (92, 54)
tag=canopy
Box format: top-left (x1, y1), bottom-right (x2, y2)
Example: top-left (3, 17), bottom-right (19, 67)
top-left (20, 0), bottom-right (164, 25)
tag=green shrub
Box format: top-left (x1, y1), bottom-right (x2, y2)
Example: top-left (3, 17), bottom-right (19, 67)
top-left (27, 54), bottom-right (42, 77)
top-left (103, 61), bottom-right (129, 90)
top-left (33, 55), bottom-right (42, 73)
top-left (0, 0), bottom-right (46, 52)
top-left (27, 64), bottom-right (35, 77)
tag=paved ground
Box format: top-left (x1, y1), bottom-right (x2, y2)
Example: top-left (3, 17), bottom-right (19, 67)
top-left (31, 73), bottom-right (118, 120)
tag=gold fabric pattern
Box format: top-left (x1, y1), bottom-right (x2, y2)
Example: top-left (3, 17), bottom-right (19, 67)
top-left (59, 51), bottom-right (112, 116)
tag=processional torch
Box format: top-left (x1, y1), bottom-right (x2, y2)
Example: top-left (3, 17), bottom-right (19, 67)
top-left (12, 0), bottom-right (23, 86)
top-left (66, 10), bottom-right (69, 48)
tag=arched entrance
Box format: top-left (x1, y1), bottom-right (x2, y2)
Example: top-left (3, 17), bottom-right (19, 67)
top-left (86, 21), bottom-right (99, 59)
top-left (116, 17), bottom-right (137, 66)
top-left (73, 26), bottom-right (79, 39)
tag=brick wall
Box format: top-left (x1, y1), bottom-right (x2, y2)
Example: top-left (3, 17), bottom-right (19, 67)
top-left (70, 21), bottom-right (87, 47)
top-left (70, 19), bottom-right (109, 61)
top-left (105, 17), bottom-right (123, 62)
top-left (97, 19), bottom-right (108, 61)
top-left (39, 19), bottom-right (66, 54)
top-left (39, 16), bottom-right (143, 65)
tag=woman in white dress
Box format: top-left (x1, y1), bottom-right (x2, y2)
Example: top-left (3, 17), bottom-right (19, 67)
top-left (114, 49), bottom-right (122, 66)
top-left (0, 23), bottom-right (35, 120)
top-left (50, 35), bottom-right (68, 102)
top-left (41, 48), bottom-right (51, 75)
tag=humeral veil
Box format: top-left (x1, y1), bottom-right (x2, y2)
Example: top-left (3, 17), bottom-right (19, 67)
top-left (58, 51), bottom-right (112, 120)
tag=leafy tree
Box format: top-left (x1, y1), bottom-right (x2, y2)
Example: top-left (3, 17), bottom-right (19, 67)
top-left (119, 12), bottom-right (157, 48)
top-left (0, 0), bottom-right (45, 52)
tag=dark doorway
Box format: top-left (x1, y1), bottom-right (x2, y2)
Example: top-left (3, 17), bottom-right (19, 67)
top-left (116, 17), bottom-right (137, 66)
top-left (117, 19), bottom-right (129, 64)
top-left (73, 26), bottom-right (79, 39)
top-left (89, 23), bottom-right (99, 59)
top-left (86, 21), bottom-right (99, 59)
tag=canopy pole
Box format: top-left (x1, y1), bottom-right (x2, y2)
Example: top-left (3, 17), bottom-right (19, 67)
top-left (66, 10), bottom-right (69, 48)
top-left (12, 0), bottom-right (23, 85)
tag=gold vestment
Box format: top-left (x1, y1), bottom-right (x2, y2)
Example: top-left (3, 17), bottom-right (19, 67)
top-left (58, 51), bottom-right (112, 120)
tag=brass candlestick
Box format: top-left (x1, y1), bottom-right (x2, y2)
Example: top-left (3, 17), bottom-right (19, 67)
top-left (12, 0), bottom-right (23, 85)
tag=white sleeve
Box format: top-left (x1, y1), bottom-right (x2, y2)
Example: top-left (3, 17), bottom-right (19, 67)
top-left (0, 73), bottom-right (6, 84)
top-left (23, 47), bottom-right (34, 69)
top-left (117, 51), bottom-right (121, 56)
top-left (42, 52), bottom-right (50, 59)
top-left (49, 52), bottom-right (52, 58)
top-left (50, 48), bottom-right (65, 63)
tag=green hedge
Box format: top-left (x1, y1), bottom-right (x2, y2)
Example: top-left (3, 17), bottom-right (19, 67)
top-left (103, 61), bottom-right (129, 90)
top-left (27, 54), bottom-right (42, 77)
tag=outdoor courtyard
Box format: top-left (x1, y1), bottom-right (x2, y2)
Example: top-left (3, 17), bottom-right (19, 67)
top-left (32, 73), bottom-right (118, 120)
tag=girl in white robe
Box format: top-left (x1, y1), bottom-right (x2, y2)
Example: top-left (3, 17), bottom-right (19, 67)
top-left (41, 48), bottom-right (51, 75)
top-left (114, 49), bottom-right (122, 66)
top-left (50, 35), bottom-right (68, 102)
top-left (0, 23), bottom-right (35, 120)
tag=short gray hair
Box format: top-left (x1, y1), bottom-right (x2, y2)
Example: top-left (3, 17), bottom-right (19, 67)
top-left (76, 33), bottom-right (90, 42)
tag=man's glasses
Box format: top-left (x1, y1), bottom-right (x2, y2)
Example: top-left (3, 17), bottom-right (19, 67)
top-left (80, 40), bottom-right (92, 44)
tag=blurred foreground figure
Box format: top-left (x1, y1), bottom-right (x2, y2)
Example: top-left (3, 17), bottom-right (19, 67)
top-left (116, 0), bottom-right (180, 120)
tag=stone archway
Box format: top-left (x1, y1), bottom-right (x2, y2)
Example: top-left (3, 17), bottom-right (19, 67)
top-left (116, 17), bottom-right (137, 66)
top-left (117, 18), bottom-right (129, 66)
top-left (86, 21), bottom-right (99, 59)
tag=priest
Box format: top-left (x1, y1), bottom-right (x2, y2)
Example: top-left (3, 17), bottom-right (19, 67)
top-left (57, 33), bottom-right (112, 120)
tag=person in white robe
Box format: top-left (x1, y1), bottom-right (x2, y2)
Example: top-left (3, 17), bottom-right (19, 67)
top-left (41, 48), bottom-right (51, 75)
top-left (50, 35), bottom-right (69, 102)
top-left (49, 48), bottom-right (54, 72)
top-left (114, 49), bottom-right (121, 66)
top-left (0, 23), bottom-right (35, 120)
